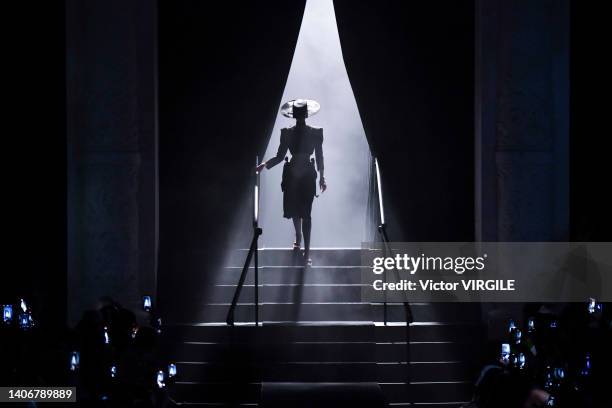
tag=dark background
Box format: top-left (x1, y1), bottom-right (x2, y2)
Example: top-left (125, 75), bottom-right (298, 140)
top-left (0, 0), bottom-right (609, 326)
top-left (569, 0), bottom-right (612, 241)
top-left (2, 1), bottom-right (66, 329)
top-left (334, 0), bottom-right (475, 242)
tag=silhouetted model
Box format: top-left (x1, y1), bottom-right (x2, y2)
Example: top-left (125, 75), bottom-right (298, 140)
top-left (257, 99), bottom-right (327, 265)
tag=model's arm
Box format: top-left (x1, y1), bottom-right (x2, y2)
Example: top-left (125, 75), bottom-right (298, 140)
top-left (315, 129), bottom-right (326, 192)
top-left (257, 130), bottom-right (288, 172)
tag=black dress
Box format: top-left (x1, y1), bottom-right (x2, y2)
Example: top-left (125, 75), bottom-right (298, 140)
top-left (265, 124), bottom-right (324, 219)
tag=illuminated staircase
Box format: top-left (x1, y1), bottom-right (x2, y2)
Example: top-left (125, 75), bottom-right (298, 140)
top-left (162, 248), bottom-right (485, 407)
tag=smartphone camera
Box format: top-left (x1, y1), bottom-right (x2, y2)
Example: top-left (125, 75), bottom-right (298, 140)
top-left (70, 351), bottom-right (80, 371)
top-left (512, 328), bottom-right (522, 344)
top-left (527, 317), bottom-right (535, 332)
top-left (553, 367), bottom-right (565, 380)
top-left (156, 370), bottom-right (166, 389)
top-left (518, 352), bottom-right (526, 369)
top-left (588, 298), bottom-right (602, 314)
top-left (18, 313), bottom-right (32, 330)
top-left (2, 305), bottom-right (12, 324)
top-left (168, 363), bottom-right (177, 378)
top-left (501, 343), bottom-right (510, 364)
top-left (153, 317), bottom-right (162, 335)
top-left (103, 326), bottom-right (110, 344)
top-left (580, 353), bottom-right (591, 377)
top-left (508, 319), bottom-right (516, 333)
top-left (143, 296), bottom-right (152, 312)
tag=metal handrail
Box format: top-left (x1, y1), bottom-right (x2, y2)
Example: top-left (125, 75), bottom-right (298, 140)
top-left (226, 156), bottom-right (261, 326)
top-left (374, 157), bottom-right (413, 404)
top-left (374, 158), bottom-right (413, 326)
top-left (375, 158), bottom-right (385, 226)
top-left (254, 156), bottom-right (260, 227)
top-left (374, 158), bottom-right (389, 325)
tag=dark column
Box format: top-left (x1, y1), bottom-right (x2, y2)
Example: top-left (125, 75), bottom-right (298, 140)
top-left (475, 0), bottom-right (569, 242)
top-left (66, 0), bottom-right (158, 323)
top-left (475, 0), bottom-right (569, 338)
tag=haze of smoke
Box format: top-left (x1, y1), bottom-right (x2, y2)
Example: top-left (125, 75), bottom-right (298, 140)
top-left (259, 0), bottom-right (371, 248)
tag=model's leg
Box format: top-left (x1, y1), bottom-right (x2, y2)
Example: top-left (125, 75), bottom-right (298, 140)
top-left (302, 216), bottom-right (311, 261)
top-left (292, 217), bottom-right (302, 248)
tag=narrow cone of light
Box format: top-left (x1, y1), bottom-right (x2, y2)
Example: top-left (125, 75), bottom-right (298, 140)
top-left (259, 0), bottom-right (371, 248)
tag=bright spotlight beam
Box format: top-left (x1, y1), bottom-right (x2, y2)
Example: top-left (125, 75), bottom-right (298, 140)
top-left (259, 0), bottom-right (371, 248)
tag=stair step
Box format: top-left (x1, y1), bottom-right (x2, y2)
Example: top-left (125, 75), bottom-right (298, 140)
top-left (199, 286), bottom-right (487, 308)
top-left (380, 382), bottom-right (472, 403)
top-left (169, 342), bottom-right (375, 363)
top-left (175, 362), bottom-right (378, 382)
top-left (375, 323), bottom-right (485, 343)
top-left (165, 340), bottom-right (478, 364)
top-left (170, 381), bottom-right (473, 405)
top-left (163, 324), bottom-right (375, 343)
top-left (372, 303), bottom-right (481, 324)
top-left (170, 360), bottom-right (473, 384)
top-left (377, 361), bottom-right (474, 383)
top-left (375, 342), bottom-right (479, 362)
top-left (163, 323), bottom-right (484, 343)
top-left (205, 282), bottom-right (365, 302)
top-left (227, 248), bottom-right (363, 267)
top-left (167, 303), bottom-right (375, 323)
top-left (165, 302), bottom-right (481, 325)
top-left (217, 266), bottom-right (365, 285)
top-left (159, 403), bottom-right (466, 408)
top-left (164, 405), bottom-right (257, 408)
top-left (171, 382), bottom-right (260, 404)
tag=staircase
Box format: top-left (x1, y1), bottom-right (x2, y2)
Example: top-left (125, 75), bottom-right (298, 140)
top-left (161, 248), bottom-right (485, 407)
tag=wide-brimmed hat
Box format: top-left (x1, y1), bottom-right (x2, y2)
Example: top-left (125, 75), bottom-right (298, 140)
top-left (280, 99), bottom-right (320, 118)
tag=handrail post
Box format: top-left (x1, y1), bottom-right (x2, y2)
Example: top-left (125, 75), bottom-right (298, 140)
top-left (374, 158), bottom-right (385, 226)
top-left (375, 158), bottom-right (413, 326)
top-left (226, 156), bottom-right (262, 327)
top-left (374, 157), bottom-right (413, 404)
top-left (226, 230), bottom-right (260, 326)
top-left (254, 236), bottom-right (259, 326)
top-left (254, 156), bottom-right (260, 326)
top-left (379, 223), bottom-right (389, 326)
top-left (375, 158), bottom-right (388, 326)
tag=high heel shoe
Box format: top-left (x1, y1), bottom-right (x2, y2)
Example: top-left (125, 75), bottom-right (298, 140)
top-left (303, 253), bottom-right (312, 267)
